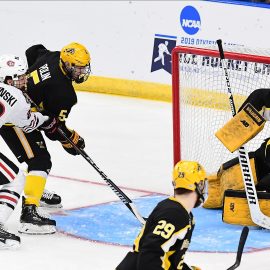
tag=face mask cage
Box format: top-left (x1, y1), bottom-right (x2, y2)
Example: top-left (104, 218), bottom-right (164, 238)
top-left (3, 74), bottom-right (27, 90)
top-left (194, 179), bottom-right (206, 208)
top-left (63, 60), bottom-right (91, 84)
top-left (13, 75), bottom-right (27, 90)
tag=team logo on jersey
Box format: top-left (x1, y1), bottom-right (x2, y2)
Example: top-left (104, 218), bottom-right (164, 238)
top-left (36, 141), bottom-right (45, 149)
top-left (151, 34), bottom-right (177, 74)
top-left (180, 6), bottom-right (201, 35)
top-left (7, 60), bottom-right (15, 67)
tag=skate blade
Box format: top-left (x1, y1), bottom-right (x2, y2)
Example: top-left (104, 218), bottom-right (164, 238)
top-left (39, 202), bottom-right (63, 209)
top-left (18, 223), bottom-right (56, 235)
top-left (0, 239), bottom-right (20, 250)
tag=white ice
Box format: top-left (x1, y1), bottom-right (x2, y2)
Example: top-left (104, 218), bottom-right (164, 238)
top-left (0, 92), bottom-right (269, 269)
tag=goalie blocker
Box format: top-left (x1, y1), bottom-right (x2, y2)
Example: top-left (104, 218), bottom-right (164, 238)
top-left (215, 103), bottom-right (265, 153)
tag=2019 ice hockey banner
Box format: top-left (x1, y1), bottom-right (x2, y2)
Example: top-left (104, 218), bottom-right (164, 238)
top-left (0, 1), bottom-right (269, 87)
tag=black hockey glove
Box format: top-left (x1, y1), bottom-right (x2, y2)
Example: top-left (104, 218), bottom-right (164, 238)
top-left (60, 130), bottom-right (85, 156)
top-left (39, 116), bottom-right (60, 141)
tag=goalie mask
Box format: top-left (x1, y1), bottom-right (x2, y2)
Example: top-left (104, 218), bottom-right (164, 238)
top-left (0, 54), bottom-right (28, 90)
top-left (60, 42), bottom-right (91, 84)
top-left (173, 160), bottom-right (207, 207)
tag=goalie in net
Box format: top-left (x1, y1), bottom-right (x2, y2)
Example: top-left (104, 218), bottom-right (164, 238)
top-left (206, 88), bottom-right (270, 227)
top-left (172, 45), bottom-right (270, 228)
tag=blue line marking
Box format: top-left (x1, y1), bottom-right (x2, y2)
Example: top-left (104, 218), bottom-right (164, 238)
top-left (53, 195), bottom-right (270, 252)
top-left (155, 34), bottom-right (177, 39)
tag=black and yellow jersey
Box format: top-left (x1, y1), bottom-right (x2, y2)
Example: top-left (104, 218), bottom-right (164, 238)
top-left (25, 44), bottom-right (77, 122)
top-left (116, 197), bottom-right (195, 270)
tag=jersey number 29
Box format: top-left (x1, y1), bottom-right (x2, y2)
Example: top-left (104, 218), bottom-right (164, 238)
top-left (153, 220), bottom-right (175, 239)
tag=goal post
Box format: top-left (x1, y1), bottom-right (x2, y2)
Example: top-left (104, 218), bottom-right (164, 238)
top-left (172, 45), bottom-right (270, 173)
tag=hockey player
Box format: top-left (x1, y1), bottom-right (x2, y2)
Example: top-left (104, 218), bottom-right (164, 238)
top-left (116, 160), bottom-right (206, 270)
top-left (0, 43), bottom-right (91, 234)
top-left (205, 88), bottom-right (270, 226)
top-left (0, 54), bottom-right (49, 248)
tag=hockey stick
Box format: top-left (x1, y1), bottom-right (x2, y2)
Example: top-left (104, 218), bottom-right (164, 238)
top-left (56, 127), bottom-right (146, 224)
top-left (22, 90), bottom-right (146, 225)
top-left (227, 226), bottom-right (249, 270)
top-left (217, 39), bottom-right (270, 229)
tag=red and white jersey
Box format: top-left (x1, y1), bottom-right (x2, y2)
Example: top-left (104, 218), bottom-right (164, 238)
top-left (0, 82), bottom-right (48, 133)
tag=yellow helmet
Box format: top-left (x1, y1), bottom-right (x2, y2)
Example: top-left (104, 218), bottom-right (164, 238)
top-left (173, 160), bottom-right (206, 190)
top-left (173, 160), bottom-right (206, 207)
top-left (60, 42), bottom-right (91, 83)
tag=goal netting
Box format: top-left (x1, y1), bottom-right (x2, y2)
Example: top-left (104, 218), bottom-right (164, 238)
top-left (172, 45), bottom-right (270, 174)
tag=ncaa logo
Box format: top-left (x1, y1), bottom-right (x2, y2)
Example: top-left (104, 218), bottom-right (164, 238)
top-left (180, 6), bottom-right (201, 35)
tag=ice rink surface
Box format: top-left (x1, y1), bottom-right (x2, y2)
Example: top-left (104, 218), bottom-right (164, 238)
top-left (1, 91), bottom-right (270, 269)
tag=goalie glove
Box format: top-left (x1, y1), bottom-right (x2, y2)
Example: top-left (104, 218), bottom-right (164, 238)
top-left (60, 130), bottom-right (85, 156)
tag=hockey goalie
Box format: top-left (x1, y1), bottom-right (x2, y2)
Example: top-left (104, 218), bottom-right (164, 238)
top-left (205, 88), bottom-right (270, 227)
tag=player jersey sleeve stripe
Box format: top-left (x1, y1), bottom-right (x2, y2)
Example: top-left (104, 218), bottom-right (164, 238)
top-left (0, 195), bottom-right (18, 204)
top-left (161, 250), bottom-right (176, 270)
top-left (161, 224), bottom-right (191, 252)
top-left (0, 162), bottom-right (16, 181)
top-left (13, 127), bottom-right (34, 159)
top-left (134, 224), bottom-right (146, 252)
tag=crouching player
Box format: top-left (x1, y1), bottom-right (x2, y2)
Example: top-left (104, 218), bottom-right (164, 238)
top-left (0, 54), bottom-right (48, 248)
top-left (116, 160), bottom-right (206, 270)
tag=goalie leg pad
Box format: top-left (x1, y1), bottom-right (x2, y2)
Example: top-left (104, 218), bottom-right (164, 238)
top-left (220, 157), bottom-right (258, 198)
top-left (223, 190), bottom-right (270, 226)
top-left (205, 155), bottom-right (258, 209)
top-left (203, 174), bottom-right (223, 208)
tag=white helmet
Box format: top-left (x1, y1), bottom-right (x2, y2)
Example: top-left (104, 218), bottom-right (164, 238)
top-left (0, 54), bottom-right (28, 83)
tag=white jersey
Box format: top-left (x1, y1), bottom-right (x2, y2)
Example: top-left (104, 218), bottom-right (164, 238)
top-left (0, 82), bottom-right (48, 132)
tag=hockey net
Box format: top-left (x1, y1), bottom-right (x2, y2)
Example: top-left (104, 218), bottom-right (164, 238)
top-left (172, 45), bottom-right (270, 174)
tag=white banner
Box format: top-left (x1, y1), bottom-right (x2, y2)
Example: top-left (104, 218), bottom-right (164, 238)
top-left (0, 1), bottom-right (269, 84)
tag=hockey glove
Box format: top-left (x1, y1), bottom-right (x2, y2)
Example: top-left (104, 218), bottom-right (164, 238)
top-left (60, 130), bottom-right (85, 156)
top-left (40, 116), bottom-right (60, 141)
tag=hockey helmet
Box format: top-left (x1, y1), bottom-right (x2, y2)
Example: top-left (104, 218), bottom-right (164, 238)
top-left (0, 54), bottom-right (27, 86)
top-left (60, 42), bottom-right (91, 84)
top-left (173, 160), bottom-right (206, 205)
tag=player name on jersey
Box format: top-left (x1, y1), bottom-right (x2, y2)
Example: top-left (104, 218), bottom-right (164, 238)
top-left (0, 87), bottom-right (18, 107)
top-left (39, 63), bottom-right (51, 81)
